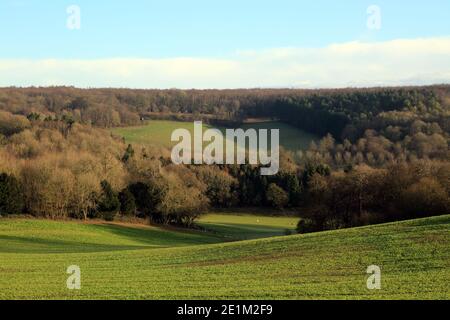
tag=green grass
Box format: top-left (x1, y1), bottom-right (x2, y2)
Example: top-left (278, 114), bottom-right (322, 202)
top-left (240, 121), bottom-right (318, 151)
top-left (0, 219), bottom-right (223, 254)
top-left (112, 120), bottom-right (216, 149)
top-left (0, 214), bottom-right (449, 299)
top-left (111, 120), bottom-right (318, 152)
top-left (198, 213), bottom-right (298, 240)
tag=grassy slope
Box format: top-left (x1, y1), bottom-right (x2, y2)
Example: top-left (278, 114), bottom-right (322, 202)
top-left (0, 215), bottom-right (449, 299)
top-left (198, 213), bottom-right (298, 240)
top-left (111, 120), bottom-right (318, 152)
top-left (0, 219), bottom-right (223, 254)
top-left (112, 120), bottom-right (215, 148)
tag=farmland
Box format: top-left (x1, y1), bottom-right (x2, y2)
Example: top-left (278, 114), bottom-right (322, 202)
top-left (0, 214), bottom-right (449, 300)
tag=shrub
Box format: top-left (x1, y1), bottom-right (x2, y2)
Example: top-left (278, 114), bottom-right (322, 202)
top-left (297, 219), bottom-right (320, 234)
top-left (101, 211), bottom-right (117, 222)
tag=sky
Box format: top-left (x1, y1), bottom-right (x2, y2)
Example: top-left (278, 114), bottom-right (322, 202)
top-left (0, 0), bottom-right (449, 88)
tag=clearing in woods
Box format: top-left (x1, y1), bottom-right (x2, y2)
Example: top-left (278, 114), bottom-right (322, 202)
top-left (111, 120), bottom-right (319, 152)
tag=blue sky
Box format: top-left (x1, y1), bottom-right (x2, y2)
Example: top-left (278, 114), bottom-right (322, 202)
top-left (0, 0), bottom-right (449, 88)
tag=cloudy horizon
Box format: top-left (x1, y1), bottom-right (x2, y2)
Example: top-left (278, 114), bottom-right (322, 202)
top-left (1, 37), bottom-right (449, 89)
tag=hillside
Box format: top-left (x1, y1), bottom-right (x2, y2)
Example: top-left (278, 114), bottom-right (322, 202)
top-left (198, 213), bottom-right (298, 240)
top-left (0, 215), bottom-right (448, 299)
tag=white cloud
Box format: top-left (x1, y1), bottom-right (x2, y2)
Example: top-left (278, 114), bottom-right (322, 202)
top-left (0, 37), bottom-right (449, 89)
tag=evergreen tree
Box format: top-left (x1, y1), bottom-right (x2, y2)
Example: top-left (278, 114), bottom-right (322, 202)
top-left (98, 180), bottom-right (120, 213)
top-left (119, 188), bottom-right (137, 216)
top-left (122, 144), bottom-right (135, 162)
top-left (0, 173), bottom-right (24, 215)
top-left (129, 180), bottom-right (167, 220)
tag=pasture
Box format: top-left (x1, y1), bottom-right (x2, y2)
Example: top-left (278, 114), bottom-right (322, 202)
top-left (0, 214), bottom-right (449, 299)
top-left (198, 213), bottom-right (298, 240)
top-left (111, 120), bottom-right (318, 152)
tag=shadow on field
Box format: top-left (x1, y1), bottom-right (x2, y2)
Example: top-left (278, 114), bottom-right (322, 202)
top-left (196, 222), bottom-right (295, 240)
top-left (0, 223), bottom-right (221, 254)
top-left (0, 235), bottom-right (149, 254)
top-left (95, 223), bottom-right (221, 246)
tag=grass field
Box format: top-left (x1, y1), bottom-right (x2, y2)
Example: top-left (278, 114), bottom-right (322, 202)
top-left (111, 120), bottom-right (318, 152)
top-left (112, 120), bottom-right (215, 148)
top-left (240, 121), bottom-right (318, 151)
top-left (198, 213), bottom-right (298, 240)
top-left (0, 214), bottom-right (449, 299)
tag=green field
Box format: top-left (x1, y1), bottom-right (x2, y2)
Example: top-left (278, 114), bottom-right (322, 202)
top-left (240, 121), bottom-right (318, 151)
top-left (1, 214), bottom-right (449, 299)
top-left (112, 120), bottom-right (318, 152)
top-left (198, 213), bottom-right (298, 240)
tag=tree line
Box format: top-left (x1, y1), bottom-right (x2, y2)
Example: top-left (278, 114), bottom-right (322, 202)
top-left (0, 117), bottom-right (448, 231)
top-left (0, 85), bottom-right (448, 232)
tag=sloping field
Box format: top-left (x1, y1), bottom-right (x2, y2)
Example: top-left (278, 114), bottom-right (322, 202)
top-left (0, 219), bottom-right (223, 254)
top-left (111, 120), bottom-right (318, 152)
top-left (112, 120), bottom-right (215, 148)
top-left (0, 215), bottom-right (449, 300)
top-left (198, 213), bottom-right (298, 240)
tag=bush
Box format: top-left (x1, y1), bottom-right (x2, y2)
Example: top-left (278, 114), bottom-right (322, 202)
top-left (101, 211), bottom-right (117, 222)
top-left (297, 219), bottom-right (320, 234)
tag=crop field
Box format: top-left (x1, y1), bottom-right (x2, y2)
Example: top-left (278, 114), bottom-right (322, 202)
top-left (0, 214), bottom-right (449, 300)
top-left (111, 120), bottom-right (318, 152)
